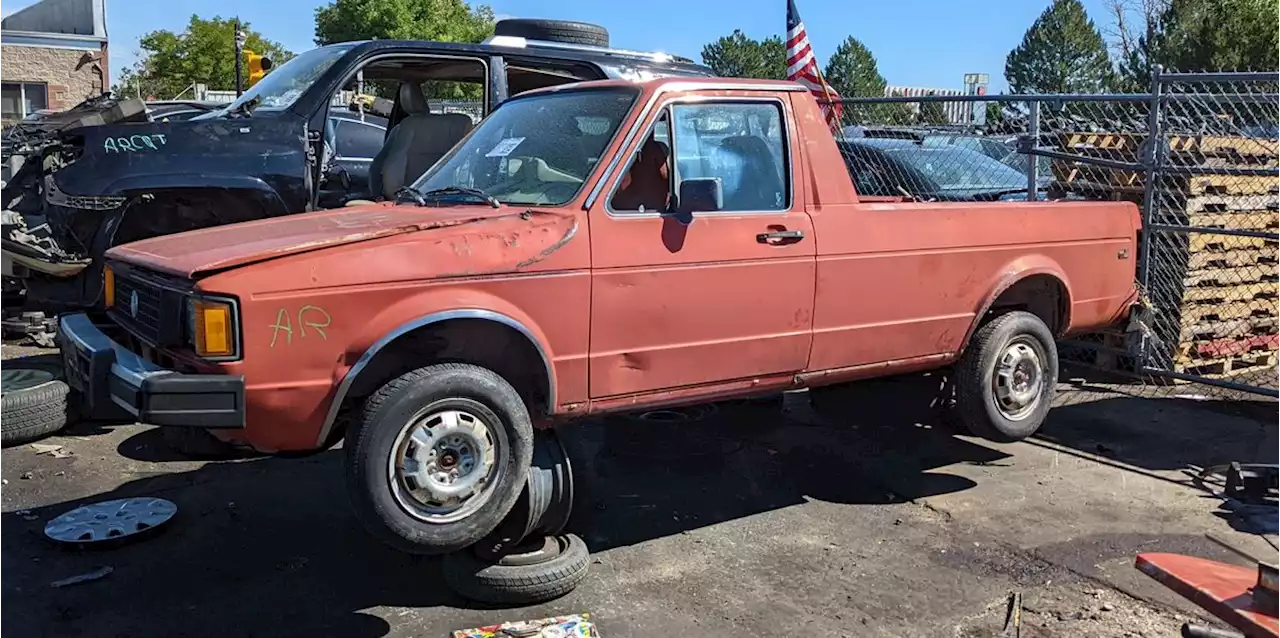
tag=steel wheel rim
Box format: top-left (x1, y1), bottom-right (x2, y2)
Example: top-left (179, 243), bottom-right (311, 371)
top-left (388, 401), bottom-right (506, 524)
top-left (2, 368), bottom-right (56, 394)
top-left (992, 336), bottom-right (1045, 421)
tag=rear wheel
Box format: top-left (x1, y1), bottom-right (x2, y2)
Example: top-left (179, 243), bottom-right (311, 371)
top-left (345, 363), bottom-right (533, 555)
top-left (954, 311), bottom-right (1058, 442)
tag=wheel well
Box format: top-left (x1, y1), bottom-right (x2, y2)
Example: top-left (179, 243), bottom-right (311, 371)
top-left (335, 318), bottom-right (551, 436)
top-left (985, 274), bottom-right (1069, 335)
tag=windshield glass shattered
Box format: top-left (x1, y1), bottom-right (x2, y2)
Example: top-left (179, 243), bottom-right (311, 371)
top-left (215, 44), bottom-right (353, 114)
top-left (411, 88), bottom-right (638, 206)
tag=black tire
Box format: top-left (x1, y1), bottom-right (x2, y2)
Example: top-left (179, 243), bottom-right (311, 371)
top-left (443, 533), bottom-right (590, 605)
top-left (494, 19), bottom-right (609, 47)
top-left (1, 355), bottom-right (75, 446)
top-left (954, 311), bottom-right (1058, 443)
top-left (345, 363), bottom-right (534, 555)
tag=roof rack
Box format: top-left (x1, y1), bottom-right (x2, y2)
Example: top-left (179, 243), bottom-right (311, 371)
top-left (483, 34), bottom-right (685, 65)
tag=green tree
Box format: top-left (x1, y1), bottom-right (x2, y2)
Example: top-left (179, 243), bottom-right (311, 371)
top-left (1005, 0), bottom-right (1113, 93)
top-left (111, 15), bottom-right (292, 100)
top-left (314, 0), bottom-right (495, 46)
top-left (822, 36), bottom-right (886, 97)
top-left (700, 30), bottom-right (787, 79)
top-left (1148, 0), bottom-right (1279, 72)
top-left (916, 100), bottom-right (950, 125)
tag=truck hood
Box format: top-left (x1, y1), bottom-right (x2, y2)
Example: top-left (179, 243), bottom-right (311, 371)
top-left (105, 204), bottom-right (548, 278)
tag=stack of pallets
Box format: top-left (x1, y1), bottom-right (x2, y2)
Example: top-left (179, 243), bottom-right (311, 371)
top-left (1052, 132), bottom-right (1280, 381)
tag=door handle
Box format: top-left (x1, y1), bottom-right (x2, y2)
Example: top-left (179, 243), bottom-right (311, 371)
top-left (757, 229), bottom-right (805, 245)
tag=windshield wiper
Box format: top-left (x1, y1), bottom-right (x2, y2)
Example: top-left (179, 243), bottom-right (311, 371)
top-left (419, 186), bottom-right (501, 209)
top-left (393, 186), bottom-right (426, 205)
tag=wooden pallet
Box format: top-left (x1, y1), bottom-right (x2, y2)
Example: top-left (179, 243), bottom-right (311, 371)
top-left (1183, 266), bottom-right (1279, 287)
top-left (1177, 333), bottom-right (1279, 361)
top-left (1179, 283), bottom-right (1279, 304)
top-left (1180, 315), bottom-right (1279, 341)
top-left (1188, 233), bottom-right (1276, 253)
top-left (1167, 135), bottom-right (1280, 160)
top-left (1183, 194), bottom-right (1280, 214)
top-left (1184, 174), bottom-right (1280, 196)
top-left (1173, 349), bottom-right (1278, 379)
top-left (1182, 211), bottom-right (1280, 232)
top-left (1186, 248), bottom-right (1278, 269)
top-left (1179, 298), bottom-right (1279, 323)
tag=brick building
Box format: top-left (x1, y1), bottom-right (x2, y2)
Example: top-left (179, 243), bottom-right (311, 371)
top-left (1, 0), bottom-right (109, 125)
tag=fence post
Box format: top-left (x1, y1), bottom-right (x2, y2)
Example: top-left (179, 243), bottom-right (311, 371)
top-left (1026, 100), bottom-right (1040, 200)
top-left (1136, 64), bottom-right (1164, 371)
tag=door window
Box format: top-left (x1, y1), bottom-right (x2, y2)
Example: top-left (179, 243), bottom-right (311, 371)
top-left (670, 102), bottom-right (789, 212)
top-left (332, 117), bottom-right (386, 160)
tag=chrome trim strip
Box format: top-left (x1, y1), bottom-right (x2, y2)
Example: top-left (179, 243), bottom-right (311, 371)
top-left (314, 309), bottom-right (557, 447)
top-left (602, 96), bottom-right (794, 218)
top-left (583, 83), bottom-right (802, 209)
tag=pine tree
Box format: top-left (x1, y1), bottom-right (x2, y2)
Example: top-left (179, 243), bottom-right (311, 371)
top-left (823, 36), bottom-right (887, 97)
top-left (1005, 0), bottom-right (1113, 93)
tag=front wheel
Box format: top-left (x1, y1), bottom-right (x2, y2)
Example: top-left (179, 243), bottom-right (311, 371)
top-left (954, 311), bottom-right (1058, 443)
top-left (345, 363), bottom-right (534, 555)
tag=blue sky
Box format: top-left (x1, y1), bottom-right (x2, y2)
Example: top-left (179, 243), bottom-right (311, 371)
top-left (3, 0), bottom-right (1123, 93)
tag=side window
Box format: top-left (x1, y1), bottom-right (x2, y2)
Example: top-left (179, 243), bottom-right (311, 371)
top-left (608, 110), bottom-right (673, 214)
top-left (333, 118), bottom-right (386, 160)
top-left (670, 102), bottom-right (789, 212)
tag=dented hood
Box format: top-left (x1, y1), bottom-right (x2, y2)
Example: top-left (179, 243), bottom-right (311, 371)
top-left (106, 204), bottom-right (531, 278)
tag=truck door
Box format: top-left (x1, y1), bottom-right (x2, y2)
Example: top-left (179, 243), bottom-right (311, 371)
top-left (587, 94), bottom-right (816, 398)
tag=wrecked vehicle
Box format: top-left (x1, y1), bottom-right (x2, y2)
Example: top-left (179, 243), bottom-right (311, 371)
top-left (1, 20), bottom-right (712, 314)
top-left (58, 77), bottom-right (1141, 602)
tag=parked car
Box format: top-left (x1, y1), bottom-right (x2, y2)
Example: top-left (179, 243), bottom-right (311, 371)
top-left (58, 76), bottom-right (1141, 603)
top-left (1, 19), bottom-right (713, 314)
top-left (841, 137), bottom-right (1046, 200)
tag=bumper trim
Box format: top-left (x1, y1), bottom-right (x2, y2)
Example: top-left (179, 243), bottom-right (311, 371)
top-left (59, 313), bottom-right (246, 429)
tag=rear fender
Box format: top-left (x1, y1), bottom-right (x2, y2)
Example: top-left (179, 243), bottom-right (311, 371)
top-left (959, 255), bottom-right (1074, 353)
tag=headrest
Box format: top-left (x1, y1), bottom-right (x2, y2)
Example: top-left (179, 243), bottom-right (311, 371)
top-left (399, 82), bottom-right (429, 116)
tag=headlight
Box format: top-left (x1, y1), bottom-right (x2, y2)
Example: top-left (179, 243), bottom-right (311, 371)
top-left (186, 297), bottom-right (236, 358)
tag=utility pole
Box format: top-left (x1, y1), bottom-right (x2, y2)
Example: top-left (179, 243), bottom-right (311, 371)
top-left (234, 20), bottom-right (246, 97)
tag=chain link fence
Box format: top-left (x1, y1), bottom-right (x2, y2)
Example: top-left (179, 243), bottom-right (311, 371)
top-left (829, 68), bottom-right (1279, 402)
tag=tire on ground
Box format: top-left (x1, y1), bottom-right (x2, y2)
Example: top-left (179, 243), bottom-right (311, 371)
top-left (443, 533), bottom-right (590, 605)
top-left (345, 363), bottom-right (534, 555)
top-left (1, 355), bottom-right (76, 446)
top-left (494, 19), bottom-right (609, 47)
top-left (953, 310), bottom-right (1058, 443)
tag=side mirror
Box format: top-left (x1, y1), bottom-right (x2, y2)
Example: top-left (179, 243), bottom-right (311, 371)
top-left (667, 177), bottom-right (722, 226)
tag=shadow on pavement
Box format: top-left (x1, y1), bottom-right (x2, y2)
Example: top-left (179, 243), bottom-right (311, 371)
top-left (4, 371), bottom-right (1272, 636)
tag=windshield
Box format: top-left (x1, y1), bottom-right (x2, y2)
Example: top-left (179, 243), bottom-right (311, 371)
top-left (214, 44), bottom-right (353, 115)
top-left (884, 146), bottom-right (1026, 191)
top-left (411, 88), bottom-right (638, 206)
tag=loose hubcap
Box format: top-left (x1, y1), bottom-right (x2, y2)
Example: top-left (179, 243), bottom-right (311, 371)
top-left (389, 407), bottom-right (501, 523)
top-left (993, 339), bottom-right (1044, 420)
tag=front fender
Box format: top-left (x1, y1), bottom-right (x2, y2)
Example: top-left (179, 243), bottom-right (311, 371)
top-left (314, 288), bottom-right (559, 447)
top-left (106, 174), bottom-right (291, 217)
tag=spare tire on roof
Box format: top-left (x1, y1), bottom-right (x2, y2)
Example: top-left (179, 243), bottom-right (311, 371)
top-left (494, 19), bottom-right (609, 47)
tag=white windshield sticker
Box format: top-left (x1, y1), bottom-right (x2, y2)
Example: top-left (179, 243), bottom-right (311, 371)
top-left (485, 137), bottom-right (525, 157)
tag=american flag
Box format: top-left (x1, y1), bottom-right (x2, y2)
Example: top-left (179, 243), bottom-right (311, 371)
top-left (785, 0), bottom-right (842, 130)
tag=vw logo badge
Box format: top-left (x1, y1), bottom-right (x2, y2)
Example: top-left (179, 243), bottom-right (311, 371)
top-left (129, 291), bottom-right (139, 317)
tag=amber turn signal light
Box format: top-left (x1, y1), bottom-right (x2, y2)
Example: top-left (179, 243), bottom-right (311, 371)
top-left (190, 299), bottom-right (234, 358)
top-left (103, 266), bottom-right (115, 308)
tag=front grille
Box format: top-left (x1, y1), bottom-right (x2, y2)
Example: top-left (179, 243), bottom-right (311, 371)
top-left (110, 266), bottom-right (187, 347)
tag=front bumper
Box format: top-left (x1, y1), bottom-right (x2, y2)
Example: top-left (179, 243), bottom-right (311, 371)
top-left (59, 313), bottom-right (245, 428)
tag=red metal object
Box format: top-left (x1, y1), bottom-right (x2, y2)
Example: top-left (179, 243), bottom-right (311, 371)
top-left (1135, 552), bottom-right (1279, 638)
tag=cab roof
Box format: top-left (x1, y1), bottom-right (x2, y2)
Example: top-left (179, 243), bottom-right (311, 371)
top-left (514, 76), bottom-right (809, 99)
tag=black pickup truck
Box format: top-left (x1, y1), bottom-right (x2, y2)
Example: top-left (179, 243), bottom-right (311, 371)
top-left (1, 20), bottom-right (712, 314)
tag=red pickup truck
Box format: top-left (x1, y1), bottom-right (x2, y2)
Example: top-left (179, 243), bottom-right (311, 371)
top-left (60, 77), bottom-right (1139, 568)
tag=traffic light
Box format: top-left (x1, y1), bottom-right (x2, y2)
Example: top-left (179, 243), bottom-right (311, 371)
top-left (245, 49), bottom-right (273, 87)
